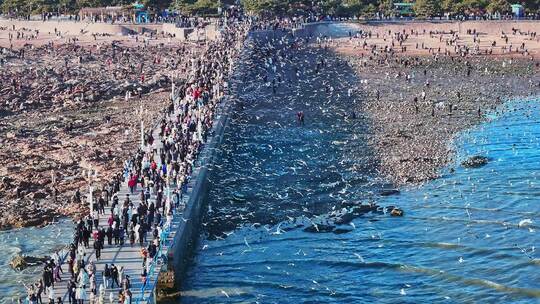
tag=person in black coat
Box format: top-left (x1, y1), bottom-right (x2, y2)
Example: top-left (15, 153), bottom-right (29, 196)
top-left (106, 226), bottom-right (113, 245)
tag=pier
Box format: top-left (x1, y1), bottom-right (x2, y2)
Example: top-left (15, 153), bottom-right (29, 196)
top-left (45, 91), bottom-right (232, 303)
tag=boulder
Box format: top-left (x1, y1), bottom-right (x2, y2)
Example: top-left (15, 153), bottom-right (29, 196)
top-left (461, 156), bottom-right (489, 168)
top-left (380, 189), bottom-right (400, 196)
top-left (10, 254), bottom-right (49, 271)
top-left (390, 208), bottom-right (404, 217)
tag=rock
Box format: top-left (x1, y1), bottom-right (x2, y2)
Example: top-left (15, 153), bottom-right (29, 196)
top-left (32, 191), bottom-right (48, 199)
top-left (461, 155), bottom-right (489, 168)
top-left (332, 226), bottom-right (354, 234)
top-left (10, 254), bottom-right (49, 271)
top-left (380, 189), bottom-right (400, 196)
top-left (390, 208), bottom-right (404, 217)
top-left (334, 212), bottom-right (356, 225)
top-left (10, 255), bottom-right (27, 270)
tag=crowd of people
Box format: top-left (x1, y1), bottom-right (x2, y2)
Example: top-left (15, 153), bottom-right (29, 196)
top-left (18, 13), bottom-right (249, 304)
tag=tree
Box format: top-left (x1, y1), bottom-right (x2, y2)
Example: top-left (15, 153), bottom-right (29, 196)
top-left (378, 0), bottom-right (394, 16)
top-left (413, 0), bottom-right (441, 18)
top-left (187, 0), bottom-right (219, 15)
top-left (522, 0), bottom-right (540, 13)
top-left (241, 0), bottom-right (289, 16)
top-left (29, 0), bottom-right (57, 13)
top-left (441, 0), bottom-right (459, 14)
top-left (486, 0), bottom-right (510, 14)
top-left (338, 0), bottom-right (363, 17)
top-left (1, 0), bottom-right (28, 14)
top-left (460, 0), bottom-right (488, 13)
top-left (361, 3), bottom-right (377, 17)
top-left (58, 0), bottom-right (76, 13)
top-left (141, 0), bottom-right (172, 10)
top-left (76, 0), bottom-right (105, 9)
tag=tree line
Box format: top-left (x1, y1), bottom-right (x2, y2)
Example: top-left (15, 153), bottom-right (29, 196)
top-left (0, 0), bottom-right (234, 16)
top-left (242, 0), bottom-right (540, 18)
top-left (0, 0), bottom-right (539, 17)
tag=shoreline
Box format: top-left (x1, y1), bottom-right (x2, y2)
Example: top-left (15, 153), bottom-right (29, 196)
top-left (325, 22), bottom-right (540, 186)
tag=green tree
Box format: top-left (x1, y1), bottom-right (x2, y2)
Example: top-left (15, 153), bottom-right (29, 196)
top-left (486, 0), bottom-right (510, 14)
top-left (522, 0), bottom-right (540, 13)
top-left (29, 0), bottom-right (58, 13)
top-left (141, 0), bottom-right (172, 10)
top-left (413, 0), bottom-right (440, 17)
top-left (58, 0), bottom-right (75, 13)
top-left (338, 0), bottom-right (363, 16)
top-left (241, 0), bottom-right (289, 16)
top-left (460, 0), bottom-right (488, 13)
top-left (76, 0), bottom-right (105, 9)
top-left (1, 0), bottom-right (28, 14)
top-left (441, 0), bottom-right (459, 14)
top-left (361, 3), bottom-right (377, 17)
top-left (378, 0), bottom-right (394, 16)
top-left (187, 0), bottom-right (219, 15)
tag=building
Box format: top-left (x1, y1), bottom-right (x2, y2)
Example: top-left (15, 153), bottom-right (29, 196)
top-left (78, 4), bottom-right (149, 23)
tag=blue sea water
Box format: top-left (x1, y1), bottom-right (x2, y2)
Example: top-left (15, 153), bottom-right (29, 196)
top-left (0, 220), bottom-right (73, 302)
top-left (182, 82), bottom-right (540, 303)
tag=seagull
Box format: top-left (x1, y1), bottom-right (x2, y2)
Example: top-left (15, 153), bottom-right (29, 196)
top-left (400, 288), bottom-right (407, 295)
top-left (518, 219), bottom-right (533, 227)
top-left (271, 223), bottom-right (284, 235)
top-left (458, 257), bottom-right (464, 263)
top-left (353, 253), bottom-right (365, 263)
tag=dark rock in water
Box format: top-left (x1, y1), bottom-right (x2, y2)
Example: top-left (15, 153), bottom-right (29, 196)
top-left (334, 212), bottom-right (356, 225)
top-left (462, 155), bottom-right (489, 168)
top-left (333, 227), bottom-right (354, 234)
top-left (390, 208), bottom-right (404, 217)
top-left (304, 224), bottom-right (335, 233)
top-left (10, 254), bottom-right (49, 271)
top-left (380, 189), bottom-right (400, 196)
top-left (351, 203), bottom-right (378, 215)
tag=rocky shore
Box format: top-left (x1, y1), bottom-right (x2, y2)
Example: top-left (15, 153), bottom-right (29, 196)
top-left (0, 91), bottom-right (172, 230)
top-left (0, 29), bottom-right (200, 230)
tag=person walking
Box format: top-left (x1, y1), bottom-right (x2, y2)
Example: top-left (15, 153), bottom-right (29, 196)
top-left (111, 264), bottom-right (119, 288)
top-left (68, 280), bottom-right (77, 304)
top-left (94, 239), bottom-right (102, 260)
top-left (103, 264), bottom-right (111, 289)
